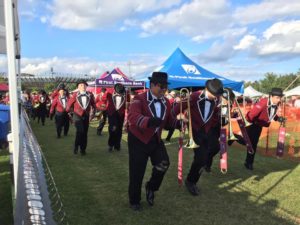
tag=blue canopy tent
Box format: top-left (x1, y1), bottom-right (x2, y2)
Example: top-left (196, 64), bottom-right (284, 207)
top-left (145, 48), bottom-right (244, 93)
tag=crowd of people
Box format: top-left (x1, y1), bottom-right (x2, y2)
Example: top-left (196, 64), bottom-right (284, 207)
top-left (18, 73), bottom-right (287, 211)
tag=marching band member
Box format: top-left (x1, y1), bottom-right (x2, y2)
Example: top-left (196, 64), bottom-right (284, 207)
top-left (127, 72), bottom-right (177, 210)
top-left (95, 88), bottom-right (108, 136)
top-left (31, 91), bottom-right (39, 120)
top-left (173, 78), bottom-right (224, 196)
top-left (66, 80), bottom-right (96, 155)
top-left (51, 83), bottom-right (69, 99)
top-left (49, 86), bottom-right (70, 138)
top-left (229, 87), bottom-right (286, 170)
top-left (106, 84), bottom-right (127, 152)
top-left (205, 88), bottom-right (235, 172)
top-left (37, 90), bottom-right (50, 126)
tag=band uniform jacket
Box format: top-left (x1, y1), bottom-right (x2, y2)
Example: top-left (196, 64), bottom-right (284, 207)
top-left (172, 90), bottom-right (219, 134)
top-left (106, 92), bottom-right (130, 117)
top-left (50, 96), bottom-right (69, 114)
top-left (128, 91), bottom-right (177, 144)
top-left (168, 97), bottom-right (175, 105)
top-left (95, 92), bottom-right (108, 111)
top-left (66, 91), bottom-right (96, 116)
top-left (246, 97), bottom-right (279, 127)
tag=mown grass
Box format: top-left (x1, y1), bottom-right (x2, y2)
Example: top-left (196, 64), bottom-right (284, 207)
top-left (0, 149), bottom-right (13, 225)
top-left (32, 119), bottom-right (300, 225)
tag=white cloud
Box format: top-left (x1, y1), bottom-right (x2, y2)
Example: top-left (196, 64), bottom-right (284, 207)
top-left (196, 28), bottom-right (247, 63)
top-left (0, 56), bottom-right (161, 79)
top-left (234, 0), bottom-right (300, 25)
top-left (140, 0), bottom-right (232, 39)
top-left (234, 35), bottom-right (257, 50)
top-left (48, 0), bottom-right (181, 30)
top-left (232, 20), bottom-right (300, 59)
top-left (40, 16), bottom-right (48, 24)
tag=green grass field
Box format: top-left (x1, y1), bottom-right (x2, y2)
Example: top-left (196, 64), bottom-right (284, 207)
top-left (31, 119), bottom-right (300, 225)
top-left (0, 149), bottom-right (13, 225)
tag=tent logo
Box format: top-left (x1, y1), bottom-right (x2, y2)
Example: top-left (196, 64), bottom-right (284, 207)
top-left (111, 74), bottom-right (124, 81)
top-left (181, 64), bottom-right (201, 75)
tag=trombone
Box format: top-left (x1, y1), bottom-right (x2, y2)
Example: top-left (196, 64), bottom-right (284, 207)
top-left (221, 89), bottom-right (237, 141)
top-left (233, 98), bottom-right (251, 127)
top-left (179, 88), bottom-right (199, 149)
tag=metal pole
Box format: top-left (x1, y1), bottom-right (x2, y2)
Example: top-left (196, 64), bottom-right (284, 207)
top-left (284, 74), bottom-right (300, 92)
top-left (4, 0), bottom-right (20, 196)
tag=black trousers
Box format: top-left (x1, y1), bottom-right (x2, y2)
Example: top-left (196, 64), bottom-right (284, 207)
top-left (73, 113), bottom-right (89, 152)
top-left (128, 131), bottom-right (170, 205)
top-left (235, 123), bottom-right (263, 165)
top-left (97, 110), bottom-right (107, 135)
top-left (166, 128), bottom-right (175, 141)
top-left (206, 125), bottom-right (221, 169)
top-left (55, 112), bottom-right (70, 137)
top-left (108, 112), bottom-right (124, 149)
top-left (187, 129), bottom-right (213, 184)
top-left (31, 107), bottom-right (37, 120)
top-left (37, 104), bottom-right (47, 125)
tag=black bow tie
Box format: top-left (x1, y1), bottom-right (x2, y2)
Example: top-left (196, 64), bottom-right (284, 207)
top-left (271, 105), bottom-right (277, 109)
top-left (153, 99), bottom-right (162, 103)
top-left (205, 98), bottom-right (213, 103)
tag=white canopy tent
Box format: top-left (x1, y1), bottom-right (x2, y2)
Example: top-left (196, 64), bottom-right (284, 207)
top-left (284, 86), bottom-right (300, 97)
top-left (244, 86), bottom-right (265, 98)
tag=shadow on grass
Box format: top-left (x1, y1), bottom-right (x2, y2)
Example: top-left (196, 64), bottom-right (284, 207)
top-left (32, 120), bottom-right (300, 225)
top-left (0, 150), bottom-right (13, 225)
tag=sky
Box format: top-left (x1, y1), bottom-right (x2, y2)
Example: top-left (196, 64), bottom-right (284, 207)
top-left (1, 0), bottom-right (300, 81)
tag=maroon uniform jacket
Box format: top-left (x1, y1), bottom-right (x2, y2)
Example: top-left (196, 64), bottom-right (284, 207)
top-left (173, 90), bottom-right (219, 134)
top-left (32, 95), bottom-right (39, 107)
top-left (106, 92), bottom-right (129, 117)
top-left (95, 92), bottom-right (108, 111)
top-left (128, 91), bottom-right (177, 144)
top-left (66, 91), bottom-right (96, 116)
top-left (50, 95), bottom-right (69, 114)
top-left (168, 97), bottom-right (175, 105)
top-left (246, 97), bottom-right (279, 127)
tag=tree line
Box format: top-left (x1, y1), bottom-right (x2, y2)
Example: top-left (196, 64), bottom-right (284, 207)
top-left (244, 71), bottom-right (300, 93)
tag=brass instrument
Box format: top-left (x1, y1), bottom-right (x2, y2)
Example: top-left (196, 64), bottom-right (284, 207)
top-left (233, 98), bottom-right (251, 127)
top-left (222, 89), bottom-right (237, 141)
top-left (179, 88), bottom-right (199, 149)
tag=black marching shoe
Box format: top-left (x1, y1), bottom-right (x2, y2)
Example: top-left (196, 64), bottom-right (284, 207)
top-left (115, 147), bottom-right (121, 151)
top-left (228, 140), bottom-right (235, 146)
top-left (244, 162), bottom-right (253, 170)
top-left (80, 150), bottom-right (86, 156)
top-left (204, 166), bottom-right (211, 173)
top-left (130, 203), bottom-right (142, 211)
top-left (185, 179), bottom-right (199, 196)
top-left (73, 147), bottom-right (78, 155)
top-left (108, 146), bottom-right (113, 152)
top-left (145, 182), bottom-right (155, 206)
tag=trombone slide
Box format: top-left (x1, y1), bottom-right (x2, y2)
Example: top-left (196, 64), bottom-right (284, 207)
top-left (237, 118), bottom-right (254, 154)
